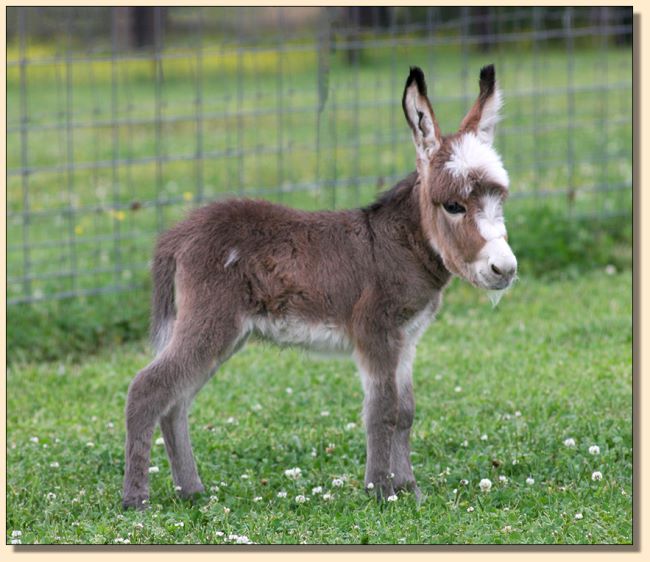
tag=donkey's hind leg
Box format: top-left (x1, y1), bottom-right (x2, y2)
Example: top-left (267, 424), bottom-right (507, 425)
top-left (159, 399), bottom-right (204, 499)
top-left (122, 306), bottom-right (244, 510)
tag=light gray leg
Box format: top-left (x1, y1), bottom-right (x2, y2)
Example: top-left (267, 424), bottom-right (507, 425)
top-left (356, 352), bottom-right (399, 501)
top-left (390, 346), bottom-right (421, 501)
top-left (159, 399), bottom-right (204, 498)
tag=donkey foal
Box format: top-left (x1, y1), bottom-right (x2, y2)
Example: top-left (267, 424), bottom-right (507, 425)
top-left (122, 64), bottom-right (517, 509)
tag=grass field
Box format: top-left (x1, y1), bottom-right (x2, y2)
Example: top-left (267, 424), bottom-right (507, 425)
top-left (6, 269), bottom-right (632, 545)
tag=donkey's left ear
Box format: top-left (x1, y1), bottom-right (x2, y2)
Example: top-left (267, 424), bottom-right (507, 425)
top-left (402, 67), bottom-right (442, 161)
top-left (459, 64), bottom-right (503, 145)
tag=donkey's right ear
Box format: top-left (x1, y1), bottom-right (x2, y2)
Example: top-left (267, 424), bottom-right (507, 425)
top-left (402, 67), bottom-right (442, 161)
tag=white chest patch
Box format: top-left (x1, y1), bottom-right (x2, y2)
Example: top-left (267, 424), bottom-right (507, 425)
top-left (444, 133), bottom-right (509, 192)
top-left (402, 296), bottom-right (441, 345)
top-left (249, 315), bottom-right (352, 354)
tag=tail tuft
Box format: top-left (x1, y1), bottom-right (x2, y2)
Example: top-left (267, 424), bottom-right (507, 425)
top-left (150, 251), bottom-right (177, 353)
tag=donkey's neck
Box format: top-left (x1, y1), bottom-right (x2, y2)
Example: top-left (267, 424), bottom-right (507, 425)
top-left (362, 171), bottom-right (452, 290)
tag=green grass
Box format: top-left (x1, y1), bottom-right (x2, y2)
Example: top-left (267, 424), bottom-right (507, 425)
top-left (6, 270), bottom-right (632, 544)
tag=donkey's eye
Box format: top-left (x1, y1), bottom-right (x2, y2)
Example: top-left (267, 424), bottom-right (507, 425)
top-left (443, 202), bottom-right (466, 215)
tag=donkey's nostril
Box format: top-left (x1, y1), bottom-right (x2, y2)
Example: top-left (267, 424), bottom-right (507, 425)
top-left (491, 264), bottom-right (502, 276)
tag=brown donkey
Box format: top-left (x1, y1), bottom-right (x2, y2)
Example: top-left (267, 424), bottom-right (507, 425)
top-left (122, 65), bottom-right (517, 509)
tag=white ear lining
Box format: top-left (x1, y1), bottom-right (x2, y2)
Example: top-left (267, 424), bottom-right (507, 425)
top-left (476, 88), bottom-right (503, 145)
top-left (405, 85), bottom-right (440, 157)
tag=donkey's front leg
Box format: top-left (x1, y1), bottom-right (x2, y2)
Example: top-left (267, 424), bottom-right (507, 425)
top-left (390, 345), bottom-right (421, 501)
top-left (355, 348), bottom-right (400, 501)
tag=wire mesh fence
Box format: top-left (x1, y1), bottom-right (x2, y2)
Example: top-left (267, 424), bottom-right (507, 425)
top-left (6, 6), bottom-right (633, 305)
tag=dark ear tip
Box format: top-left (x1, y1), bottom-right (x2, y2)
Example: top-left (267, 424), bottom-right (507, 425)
top-left (480, 64), bottom-right (496, 83)
top-left (405, 66), bottom-right (427, 95)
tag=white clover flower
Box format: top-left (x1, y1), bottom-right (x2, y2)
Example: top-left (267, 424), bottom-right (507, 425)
top-left (502, 525), bottom-right (512, 533)
top-left (387, 494), bottom-right (398, 502)
top-left (312, 486), bottom-right (323, 495)
top-left (155, 437), bottom-right (165, 445)
top-left (311, 448), bottom-right (317, 457)
top-left (50, 461), bottom-right (60, 468)
top-left (134, 523), bottom-right (144, 530)
top-left (461, 440), bottom-right (468, 447)
top-left (285, 387), bottom-right (293, 395)
top-left (240, 474), bottom-right (249, 480)
top-left (30, 436), bottom-right (39, 444)
top-left (345, 422), bottom-right (357, 431)
top-left (589, 445), bottom-right (600, 455)
top-left (467, 506), bottom-right (474, 512)
top-left (106, 421), bottom-right (115, 429)
top-left (526, 477), bottom-right (535, 485)
top-left (592, 471), bottom-right (603, 481)
top-left (148, 466), bottom-right (159, 474)
top-left (277, 491), bottom-right (287, 498)
top-left (295, 494), bottom-right (308, 503)
top-left (226, 417), bottom-right (236, 424)
top-left (454, 386), bottom-right (462, 393)
top-left (215, 531), bottom-right (224, 537)
top-left (175, 485), bottom-right (182, 492)
top-left (11, 539), bottom-right (22, 545)
top-left (284, 467), bottom-right (302, 480)
top-left (12, 530), bottom-right (22, 538)
top-left (253, 496), bottom-right (262, 502)
top-left (575, 513), bottom-right (583, 520)
top-left (367, 482), bottom-right (375, 490)
top-left (480, 434), bottom-right (488, 441)
top-left (323, 493), bottom-right (334, 501)
top-left (320, 410), bottom-right (330, 417)
top-left (605, 264), bottom-right (617, 275)
top-left (223, 507), bottom-right (230, 514)
top-left (499, 475), bottom-right (508, 483)
top-left (332, 478), bottom-right (344, 487)
top-left (86, 442), bottom-right (95, 448)
top-left (251, 403), bottom-right (262, 412)
top-left (479, 478), bottom-right (492, 492)
top-left (210, 485), bottom-right (220, 492)
top-left (46, 492), bottom-right (56, 500)
top-left (564, 438), bottom-right (576, 448)
top-left (174, 521), bottom-right (184, 527)
top-left (515, 411), bottom-right (522, 417)
top-left (228, 534), bottom-right (252, 544)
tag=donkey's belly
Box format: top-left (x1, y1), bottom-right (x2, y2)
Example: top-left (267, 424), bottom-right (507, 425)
top-left (248, 315), bottom-right (352, 354)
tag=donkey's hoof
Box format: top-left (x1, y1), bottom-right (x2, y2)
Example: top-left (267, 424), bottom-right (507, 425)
top-left (122, 495), bottom-right (150, 511)
top-left (177, 483), bottom-right (205, 500)
top-left (366, 480), bottom-right (396, 502)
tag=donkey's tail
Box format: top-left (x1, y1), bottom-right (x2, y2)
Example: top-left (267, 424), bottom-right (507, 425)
top-left (150, 248), bottom-right (177, 354)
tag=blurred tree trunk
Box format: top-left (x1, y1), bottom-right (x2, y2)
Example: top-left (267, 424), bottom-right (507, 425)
top-left (471, 7), bottom-right (495, 52)
top-left (344, 7), bottom-right (391, 65)
top-left (114, 7), bottom-right (167, 50)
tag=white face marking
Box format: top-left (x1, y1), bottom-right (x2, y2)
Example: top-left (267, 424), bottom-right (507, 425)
top-left (473, 237), bottom-right (518, 290)
top-left (444, 133), bottom-right (509, 191)
top-left (224, 248), bottom-right (239, 268)
top-left (475, 194), bottom-right (506, 242)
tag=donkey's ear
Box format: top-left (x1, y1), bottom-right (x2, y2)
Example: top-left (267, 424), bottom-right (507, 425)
top-left (459, 64), bottom-right (503, 145)
top-left (402, 67), bottom-right (442, 160)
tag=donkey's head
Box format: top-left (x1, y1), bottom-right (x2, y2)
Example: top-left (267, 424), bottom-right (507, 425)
top-left (402, 65), bottom-right (517, 292)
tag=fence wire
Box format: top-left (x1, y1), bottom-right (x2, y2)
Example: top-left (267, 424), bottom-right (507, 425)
top-left (6, 6), bottom-right (632, 305)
